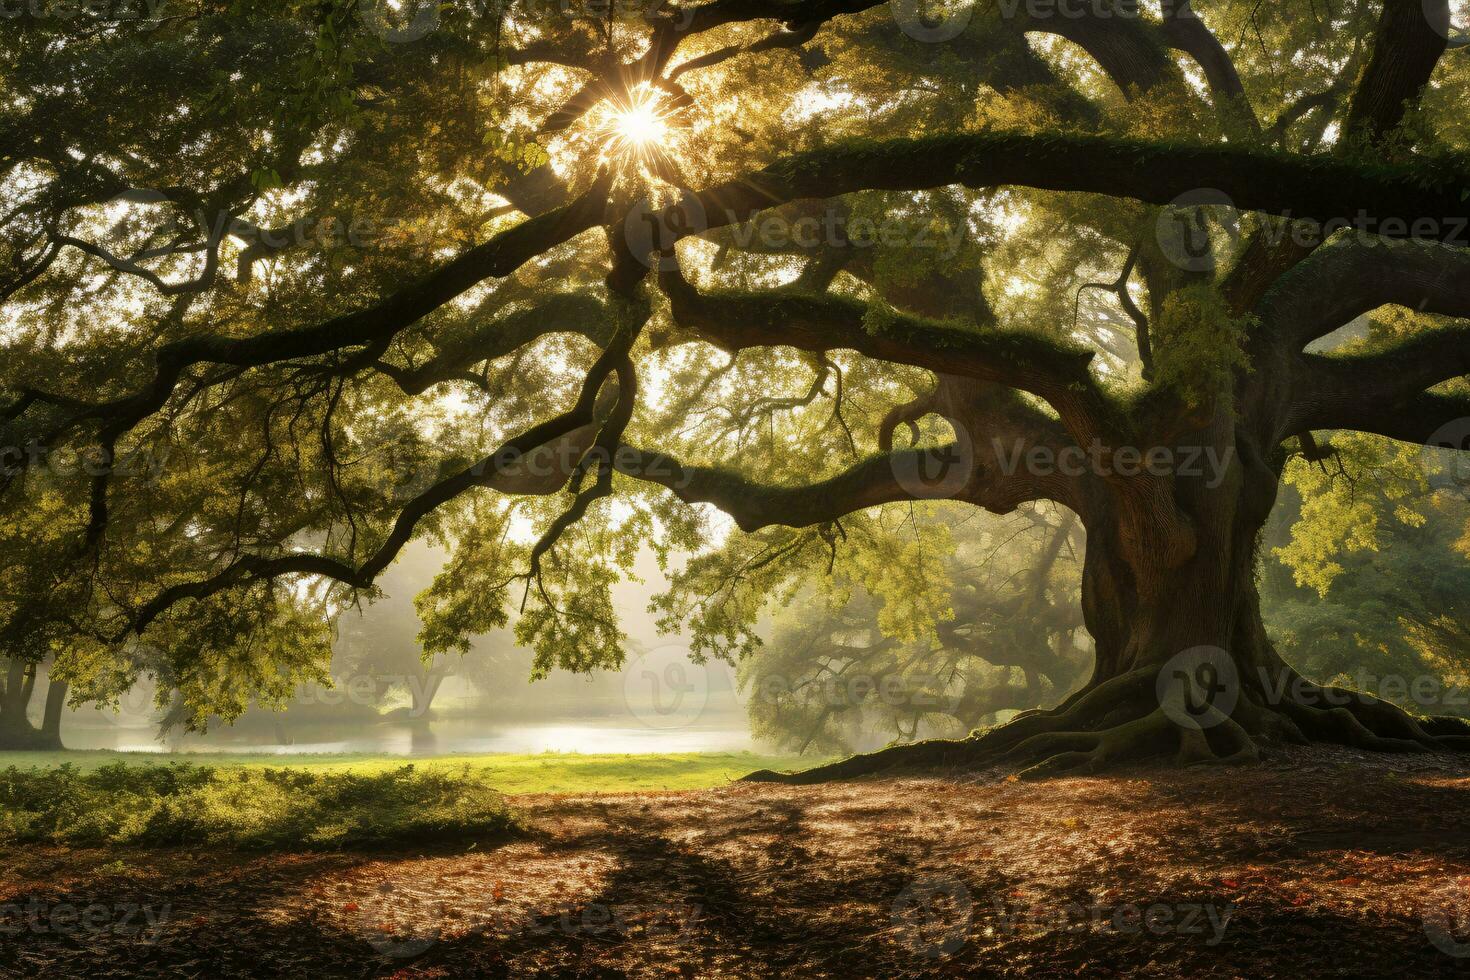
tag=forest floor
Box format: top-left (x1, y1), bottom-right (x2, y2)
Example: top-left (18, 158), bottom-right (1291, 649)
top-left (3, 745), bottom-right (1469, 978)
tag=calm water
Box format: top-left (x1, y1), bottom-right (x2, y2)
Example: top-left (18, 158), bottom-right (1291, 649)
top-left (53, 638), bottom-right (769, 756)
top-left (64, 714), bottom-right (758, 756)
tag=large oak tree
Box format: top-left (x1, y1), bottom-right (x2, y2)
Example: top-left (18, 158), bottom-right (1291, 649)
top-left (2, 0), bottom-right (1469, 770)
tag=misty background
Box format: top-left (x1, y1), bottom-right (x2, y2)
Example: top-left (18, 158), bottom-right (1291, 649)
top-left (47, 543), bottom-right (766, 756)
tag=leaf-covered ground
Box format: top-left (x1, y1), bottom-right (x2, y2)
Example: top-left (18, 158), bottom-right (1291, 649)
top-left (3, 745), bottom-right (1469, 978)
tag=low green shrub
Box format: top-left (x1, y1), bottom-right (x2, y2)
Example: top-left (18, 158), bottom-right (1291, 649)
top-left (0, 763), bottom-right (519, 850)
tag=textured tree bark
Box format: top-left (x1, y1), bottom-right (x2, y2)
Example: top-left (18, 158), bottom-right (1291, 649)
top-left (18, 662), bottom-right (37, 713)
top-left (38, 678), bottom-right (67, 750)
top-left (0, 658), bottom-right (44, 750)
top-left (1080, 429), bottom-right (1273, 681)
top-left (745, 427), bottom-right (1470, 784)
top-left (2, 657), bottom-right (25, 714)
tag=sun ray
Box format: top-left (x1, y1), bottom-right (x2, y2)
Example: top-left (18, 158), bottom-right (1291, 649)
top-left (594, 84), bottom-right (680, 162)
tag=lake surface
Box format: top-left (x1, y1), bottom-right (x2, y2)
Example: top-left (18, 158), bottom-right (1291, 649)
top-left (64, 715), bottom-right (759, 756)
top-left (51, 638), bottom-right (768, 756)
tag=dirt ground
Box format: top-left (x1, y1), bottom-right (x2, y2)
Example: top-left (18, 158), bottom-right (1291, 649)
top-left (3, 745), bottom-right (1470, 978)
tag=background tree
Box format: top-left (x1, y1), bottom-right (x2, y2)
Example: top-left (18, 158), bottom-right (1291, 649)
top-left (743, 504), bottom-right (1089, 754)
top-left (2, 0), bottom-right (1470, 776)
top-left (330, 542), bottom-right (464, 724)
top-left (0, 655), bottom-right (67, 750)
top-left (1263, 431), bottom-right (1470, 718)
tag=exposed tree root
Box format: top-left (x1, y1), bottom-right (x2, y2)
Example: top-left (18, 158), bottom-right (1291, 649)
top-left (743, 668), bottom-right (1156, 784)
top-left (742, 665), bottom-right (1470, 785)
top-left (1001, 707), bottom-right (1175, 780)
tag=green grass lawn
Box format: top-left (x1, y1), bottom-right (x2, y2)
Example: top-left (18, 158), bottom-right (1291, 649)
top-left (0, 749), bottom-right (821, 794)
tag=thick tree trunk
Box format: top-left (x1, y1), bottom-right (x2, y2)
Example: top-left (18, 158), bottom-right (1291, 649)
top-left (1081, 469), bottom-right (1275, 683)
top-left (746, 434), bottom-right (1470, 784)
top-left (38, 679), bottom-right (67, 750)
top-left (0, 727), bottom-right (39, 750)
top-left (2, 657), bottom-right (27, 717)
top-left (19, 663), bottom-right (37, 713)
top-left (0, 658), bottom-right (43, 750)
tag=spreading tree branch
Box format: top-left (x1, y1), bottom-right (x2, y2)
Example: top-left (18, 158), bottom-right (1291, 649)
top-left (1259, 238), bottom-right (1470, 349)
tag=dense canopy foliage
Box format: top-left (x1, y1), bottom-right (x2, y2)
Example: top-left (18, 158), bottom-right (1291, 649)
top-left (3, 0), bottom-right (1470, 771)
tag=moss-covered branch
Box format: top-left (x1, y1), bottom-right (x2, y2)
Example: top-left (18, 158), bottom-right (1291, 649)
top-left (1259, 238), bottom-right (1470, 349)
top-left (619, 133), bottom-right (1468, 288)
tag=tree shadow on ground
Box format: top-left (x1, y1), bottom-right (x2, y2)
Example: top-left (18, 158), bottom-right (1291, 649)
top-left (3, 747), bottom-right (1470, 977)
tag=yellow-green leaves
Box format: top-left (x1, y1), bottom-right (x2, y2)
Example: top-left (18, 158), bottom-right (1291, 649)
top-left (1276, 434), bottom-right (1433, 597)
top-left (1150, 285), bottom-right (1252, 409)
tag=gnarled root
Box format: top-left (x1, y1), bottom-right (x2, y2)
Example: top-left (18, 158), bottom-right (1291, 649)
top-left (744, 668), bottom-right (1158, 784)
top-left (1274, 670), bottom-right (1470, 753)
top-left (741, 664), bottom-right (1470, 785)
top-left (1001, 708), bottom-right (1174, 780)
